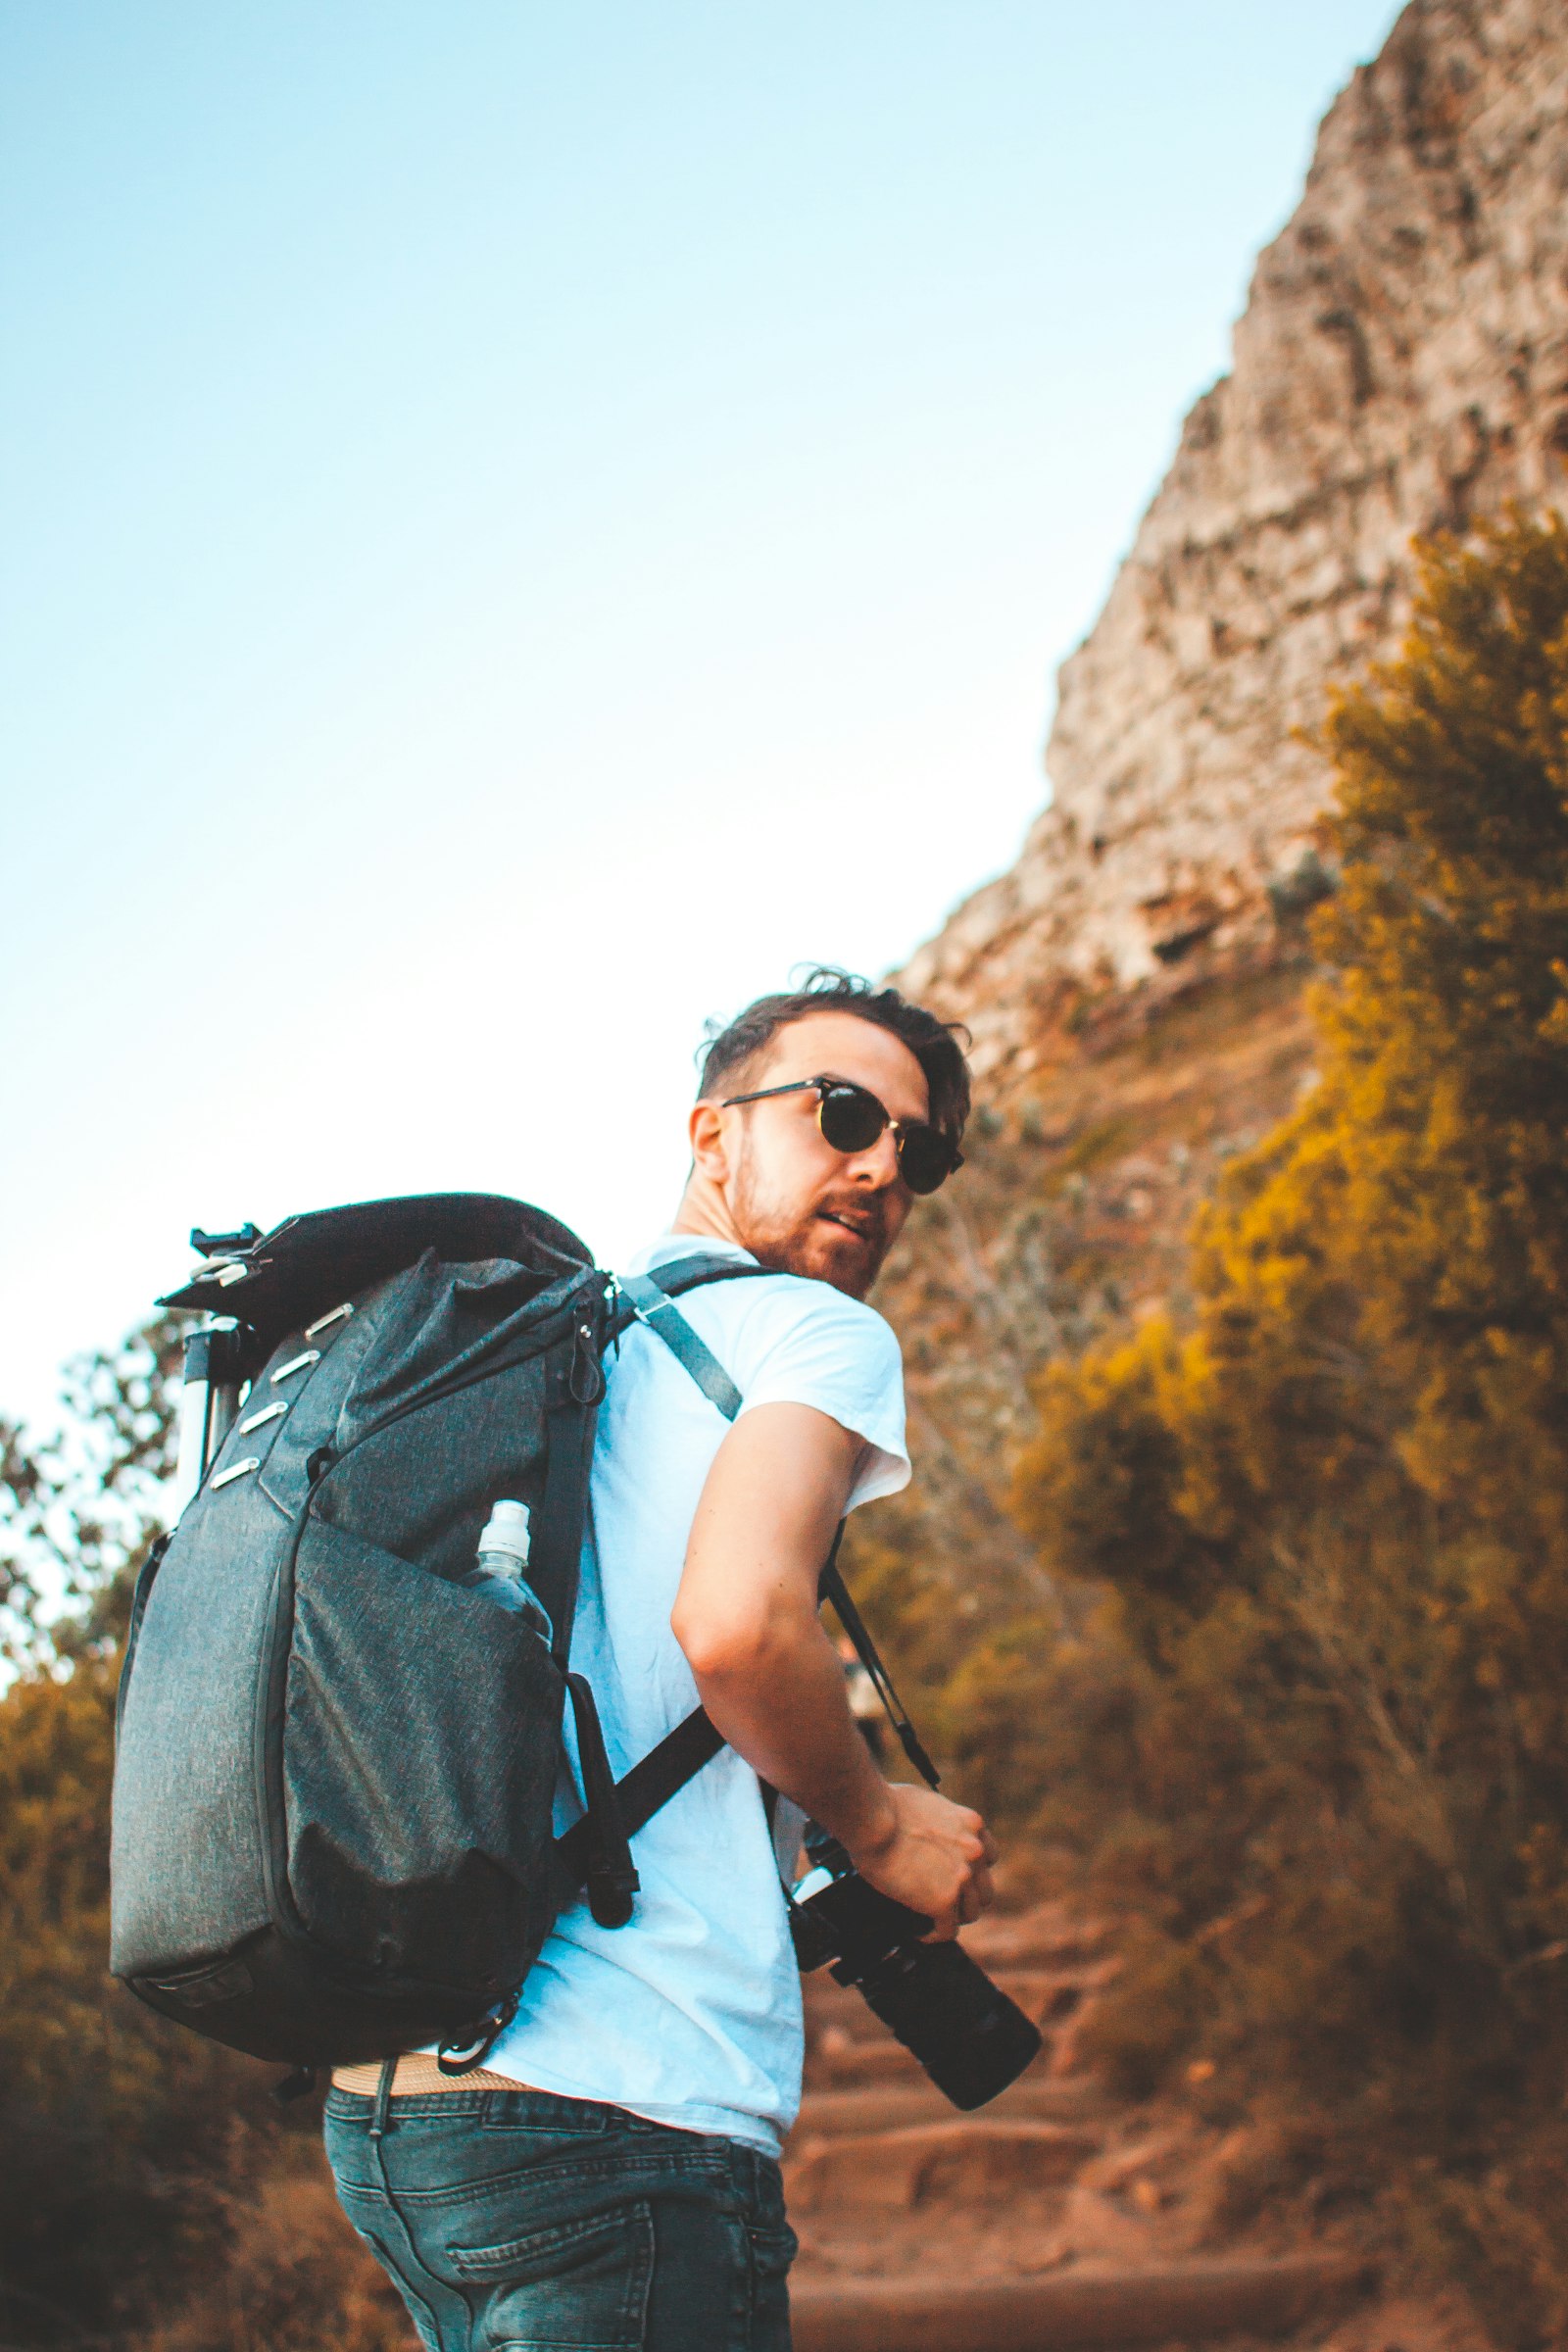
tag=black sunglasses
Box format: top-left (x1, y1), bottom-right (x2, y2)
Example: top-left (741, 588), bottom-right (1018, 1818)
top-left (719, 1075), bottom-right (963, 1196)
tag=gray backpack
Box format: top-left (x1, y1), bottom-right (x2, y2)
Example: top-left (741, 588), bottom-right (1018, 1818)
top-left (110, 1197), bottom-right (769, 2076)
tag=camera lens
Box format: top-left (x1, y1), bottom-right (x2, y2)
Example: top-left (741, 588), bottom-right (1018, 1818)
top-left (855, 1936), bottom-right (1042, 2111)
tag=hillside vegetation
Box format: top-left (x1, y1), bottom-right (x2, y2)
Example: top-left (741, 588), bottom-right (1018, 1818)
top-left (0, 1332), bottom-right (402, 2349)
top-left (904, 516), bottom-right (1568, 2343)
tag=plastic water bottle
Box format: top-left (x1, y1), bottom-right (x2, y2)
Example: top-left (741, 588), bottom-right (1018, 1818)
top-left (458, 1500), bottom-right (552, 1642)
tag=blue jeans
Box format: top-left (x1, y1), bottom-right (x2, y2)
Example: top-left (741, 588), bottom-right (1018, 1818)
top-left (323, 2083), bottom-right (797, 2351)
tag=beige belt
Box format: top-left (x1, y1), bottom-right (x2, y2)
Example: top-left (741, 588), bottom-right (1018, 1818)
top-left (330, 2054), bottom-right (527, 2096)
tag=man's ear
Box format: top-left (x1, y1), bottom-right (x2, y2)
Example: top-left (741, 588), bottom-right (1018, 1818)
top-left (688, 1100), bottom-right (731, 1183)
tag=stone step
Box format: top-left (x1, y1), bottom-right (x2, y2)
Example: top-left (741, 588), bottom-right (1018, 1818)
top-left (785, 2120), bottom-right (1103, 2214)
top-left (804, 1966), bottom-right (1098, 2041)
top-left (961, 1908), bottom-right (1117, 1975)
top-left (961, 1934), bottom-right (1109, 1973)
top-left (790, 2077), bottom-right (1108, 2142)
top-left (808, 2023), bottom-right (1099, 2094)
top-left (804, 1949), bottom-right (1104, 2001)
top-left (790, 2254), bottom-right (1373, 2351)
top-left (995, 1970), bottom-right (1088, 2024)
top-left (806, 2033), bottom-right (924, 2086)
top-left (808, 1984), bottom-right (1091, 2060)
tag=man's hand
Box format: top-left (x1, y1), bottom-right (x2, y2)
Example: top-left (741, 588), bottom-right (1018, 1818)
top-left (671, 1400), bottom-right (998, 1937)
top-left (847, 1782), bottom-right (996, 1941)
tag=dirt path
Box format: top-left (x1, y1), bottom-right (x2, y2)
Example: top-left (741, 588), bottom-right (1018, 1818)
top-left (782, 1903), bottom-right (1486, 2352)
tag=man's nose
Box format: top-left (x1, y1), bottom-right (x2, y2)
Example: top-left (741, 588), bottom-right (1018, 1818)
top-left (848, 1130), bottom-right (902, 1187)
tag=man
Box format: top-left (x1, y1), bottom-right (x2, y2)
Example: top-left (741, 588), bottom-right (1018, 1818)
top-left (324, 968), bottom-right (997, 2350)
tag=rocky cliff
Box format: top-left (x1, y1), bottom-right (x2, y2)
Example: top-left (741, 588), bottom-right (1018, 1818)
top-left (903, 0), bottom-right (1568, 1082)
top-left (864, 0), bottom-right (1568, 1642)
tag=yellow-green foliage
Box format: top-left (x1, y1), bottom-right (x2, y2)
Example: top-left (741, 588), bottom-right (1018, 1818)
top-left (993, 516), bottom-right (1568, 2338)
top-left (0, 1328), bottom-right (399, 2349)
top-left (2, 1662), bottom-right (238, 2339)
top-left (0, 1636), bottom-right (403, 2347)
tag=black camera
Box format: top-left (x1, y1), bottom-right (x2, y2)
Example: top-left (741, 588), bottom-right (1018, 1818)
top-left (789, 1834), bottom-right (1042, 2111)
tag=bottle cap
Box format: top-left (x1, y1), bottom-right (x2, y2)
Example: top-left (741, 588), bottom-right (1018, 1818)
top-left (478, 1498), bottom-right (532, 1563)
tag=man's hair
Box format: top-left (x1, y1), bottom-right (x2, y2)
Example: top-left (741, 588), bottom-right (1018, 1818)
top-left (697, 967), bottom-right (971, 1144)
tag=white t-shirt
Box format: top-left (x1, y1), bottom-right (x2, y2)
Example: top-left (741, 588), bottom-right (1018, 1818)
top-left (483, 1233), bottom-right (910, 2155)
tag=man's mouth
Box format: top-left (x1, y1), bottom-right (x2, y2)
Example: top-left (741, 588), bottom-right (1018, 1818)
top-left (819, 1209), bottom-right (875, 1244)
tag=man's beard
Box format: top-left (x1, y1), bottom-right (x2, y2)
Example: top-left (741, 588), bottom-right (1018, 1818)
top-left (728, 1143), bottom-right (891, 1298)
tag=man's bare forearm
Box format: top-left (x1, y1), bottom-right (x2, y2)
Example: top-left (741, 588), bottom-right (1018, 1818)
top-left (671, 1399), bottom-right (995, 1933)
top-left (670, 1400), bottom-right (895, 1853)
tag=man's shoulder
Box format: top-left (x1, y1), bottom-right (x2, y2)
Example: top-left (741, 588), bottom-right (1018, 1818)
top-left (613, 1241), bottom-right (909, 1490)
top-left (630, 1237), bottom-right (900, 1361)
top-left (696, 1267), bottom-right (904, 1392)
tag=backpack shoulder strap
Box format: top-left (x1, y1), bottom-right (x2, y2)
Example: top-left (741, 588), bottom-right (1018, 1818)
top-left (549, 1259), bottom-right (775, 1900)
top-left (615, 1266), bottom-right (753, 1417)
top-left (574, 1264), bottom-right (939, 1831)
top-left (646, 1252), bottom-right (779, 1298)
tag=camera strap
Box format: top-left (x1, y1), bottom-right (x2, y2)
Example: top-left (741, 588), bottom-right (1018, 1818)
top-left (814, 1524), bottom-right (939, 1788)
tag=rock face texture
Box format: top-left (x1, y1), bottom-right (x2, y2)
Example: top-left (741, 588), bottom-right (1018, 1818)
top-left (861, 0), bottom-right (1568, 1610)
top-left (904, 0), bottom-right (1568, 1078)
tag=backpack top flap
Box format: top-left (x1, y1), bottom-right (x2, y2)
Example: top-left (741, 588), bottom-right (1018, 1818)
top-left (158, 1193), bottom-right (594, 1351)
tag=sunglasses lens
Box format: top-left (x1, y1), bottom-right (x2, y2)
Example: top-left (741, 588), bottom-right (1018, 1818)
top-left (815, 1082), bottom-right (957, 1192)
top-left (818, 1085), bottom-right (887, 1155)
top-left (897, 1127), bottom-right (955, 1195)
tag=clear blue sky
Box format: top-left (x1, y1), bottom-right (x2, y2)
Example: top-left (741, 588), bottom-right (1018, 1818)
top-left (1, 0), bottom-right (1401, 1430)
